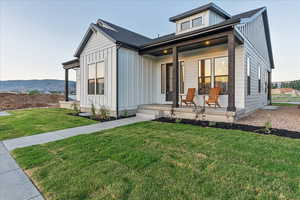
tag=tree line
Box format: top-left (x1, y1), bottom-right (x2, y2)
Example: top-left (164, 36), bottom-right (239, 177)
top-left (273, 80), bottom-right (300, 90)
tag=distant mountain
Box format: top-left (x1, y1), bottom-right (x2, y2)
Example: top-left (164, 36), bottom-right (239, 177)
top-left (0, 79), bottom-right (76, 94)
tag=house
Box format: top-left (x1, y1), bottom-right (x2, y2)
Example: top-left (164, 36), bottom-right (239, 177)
top-left (61, 2), bottom-right (274, 122)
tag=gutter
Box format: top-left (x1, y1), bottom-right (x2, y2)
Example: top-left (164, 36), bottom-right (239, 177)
top-left (116, 44), bottom-right (121, 118)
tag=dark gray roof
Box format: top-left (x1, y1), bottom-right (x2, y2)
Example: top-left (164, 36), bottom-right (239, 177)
top-left (169, 2), bottom-right (231, 22)
top-left (96, 19), bottom-right (152, 48)
top-left (74, 6), bottom-right (273, 67)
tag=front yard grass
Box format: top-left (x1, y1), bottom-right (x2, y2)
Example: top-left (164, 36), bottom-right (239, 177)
top-left (0, 108), bottom-right (96, 140)
top-left (272, 102), bottom-right (299, 107)
top-left (13, 121), bottom-right (300, 200)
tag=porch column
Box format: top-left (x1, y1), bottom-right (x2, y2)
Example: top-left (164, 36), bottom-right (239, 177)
top-left (227, 32), bottom-right (236, 111)
top-left (268, 71), bottom-right (272, 104)
top-left (172, 46), bottom-right (179, 107)
top-left (65, 69), bottom-right (69, 101)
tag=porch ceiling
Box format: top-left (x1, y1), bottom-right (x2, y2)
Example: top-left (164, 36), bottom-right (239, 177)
top-left (62, 58), bottom-right (80, 70)
top-left (139, 30), bottom-right (243, 57)
top-left (149, 37), bottom-right (228, 57)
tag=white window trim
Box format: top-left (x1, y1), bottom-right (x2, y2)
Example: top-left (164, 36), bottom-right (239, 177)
top-left (87, 59), bottom-right (105, 96)
top-left (192, 16), bottom-right (204, 28)
top-left (180, 21), bottom-right (190, 31)
top-left (198, 56), bottom-right (229, 95)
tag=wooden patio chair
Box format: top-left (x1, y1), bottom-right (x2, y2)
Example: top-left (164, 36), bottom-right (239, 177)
top-left (181, 88), bottom-right (196, 107)
top-left (204, 87), bottom-right (221, 108)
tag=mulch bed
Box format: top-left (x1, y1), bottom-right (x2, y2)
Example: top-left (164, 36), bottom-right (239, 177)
top-left (68, 113), bottom-right (135, 122)
top-left (154, 117), bottom-right (300, 139)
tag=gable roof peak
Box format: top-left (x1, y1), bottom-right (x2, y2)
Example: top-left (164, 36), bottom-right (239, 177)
top-left (169, 2), bottom-right (231, 22)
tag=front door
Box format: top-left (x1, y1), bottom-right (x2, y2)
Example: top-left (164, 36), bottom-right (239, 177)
top-left (166, 63), bottom-right (174, 101)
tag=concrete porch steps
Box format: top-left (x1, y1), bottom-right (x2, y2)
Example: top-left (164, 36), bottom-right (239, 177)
top-left (137, 104), bottom-right (245, 123)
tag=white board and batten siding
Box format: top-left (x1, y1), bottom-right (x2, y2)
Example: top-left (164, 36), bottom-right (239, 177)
top-left (79, 31), bottom-right (117, 112)
top-left (208, 10), bottom-right (226, 25)
top-left (236, 13), bottom-right (271, 113)
top-left (118, 47), bottom-right (157, 111)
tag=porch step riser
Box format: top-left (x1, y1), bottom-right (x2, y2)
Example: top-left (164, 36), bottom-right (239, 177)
top-left (137, 108), bottom-right (235, 123)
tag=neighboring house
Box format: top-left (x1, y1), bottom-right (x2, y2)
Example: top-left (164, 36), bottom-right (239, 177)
top-left (62, 2), bottom-right (274, 121)
top-left (272, 88), bottom-right (300, 96)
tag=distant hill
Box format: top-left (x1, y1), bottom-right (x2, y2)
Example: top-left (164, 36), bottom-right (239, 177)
top-left (0, 79), bottom-right (76, 94)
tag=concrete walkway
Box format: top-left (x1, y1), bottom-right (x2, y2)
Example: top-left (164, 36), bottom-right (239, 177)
top-left (0, 142), bottom-right (43, 200)
top-left (0, 116), bottom-right (151, 200)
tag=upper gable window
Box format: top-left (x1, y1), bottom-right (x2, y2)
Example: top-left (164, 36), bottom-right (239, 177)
top-left (180, 21), bottom-right (190, 31)
top-left (192, 17), bottom-right (203, 28)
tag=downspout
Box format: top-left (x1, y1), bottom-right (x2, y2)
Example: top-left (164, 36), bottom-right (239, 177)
top-left (116, 44), bottom-right (121, 118)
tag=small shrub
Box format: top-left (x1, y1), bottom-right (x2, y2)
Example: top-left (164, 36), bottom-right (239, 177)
top-left (208, 121), bottom-right (217, 126)
top-left (28, 90), bottom-right (40, 95)
top-left (123, 109), bottom-right (129, 117)
top-left (264, 121), bottom-right (272, 134)
top-left (193, 106), bottom-right (205, 120)
top-left (169, 106), bottom-right (176, 119)
top-left (175, 118), bottom-right (182, 123)
top-left (91, 103), bottom-right (97, 118)
top-left (72, 102), bottom-right (80, 115)
top-left (99, 106), bottom-right (110, 120)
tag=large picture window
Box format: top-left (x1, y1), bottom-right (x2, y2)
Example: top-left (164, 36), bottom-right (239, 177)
top-left (88, 61), bottom-right (105, 95)
top-left (198, 59), bottom-right (212, 94)
top-left (214, 57), bottom-right (228, 94)
top-left (88, 64), bottom-right (96, 95)
top-left (247, 56), bottom-right (251, 96)
top-left (258, 65), bottom-right (261, 93)
top-left (179, 61), bottom-right (184, 94)
top-left (161, 64), bottom-right (166, 94)
top-left (96, 62), bottom-right (105, 95)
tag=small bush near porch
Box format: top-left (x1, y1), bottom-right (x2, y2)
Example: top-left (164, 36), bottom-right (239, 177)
top-left (0, 108), bottom-right (96, 140)
top-left (13, 121), bottom-right (300, 200)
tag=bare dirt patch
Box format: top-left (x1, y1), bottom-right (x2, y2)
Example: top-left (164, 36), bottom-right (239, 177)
top-left (0, 93), bottom-right (64, 110)
top-left (238, 106), bottom-right (300, 132)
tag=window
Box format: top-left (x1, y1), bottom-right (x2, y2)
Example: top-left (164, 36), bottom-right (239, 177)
top-left (161, 64), bottom-right (166, 94)
top-left (179, 61), bottom-right (184, 94)
top-left (258, 65), bottom-right (261, 93)
top-left (265, 72), bottom-right (268, 93)
top-left (88, 64), bottom-right (96, 95)
top-left (247, 56), bottom-right (251, 95)
top-left (88, 61), bottom-right (105, 95)
top-left (214, 57), bottom-right (228, 94)
top-left (180, 21), bottom-right (190, 31)
top-left (198, 59), bottom-right (212, 94)
top-left (96, 61), bottom-right (105, 95)
top-left (192, 17), bottom-right (203, 28)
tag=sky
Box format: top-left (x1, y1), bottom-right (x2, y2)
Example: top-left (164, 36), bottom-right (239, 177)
top-left (0, 0), bottom-right (299, 81)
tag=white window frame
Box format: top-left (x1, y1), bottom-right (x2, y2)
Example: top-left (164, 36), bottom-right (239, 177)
top-left (87, 59), bottom-right (105, 96)
top-left (180, 21), bottom-right (190, 31)
top-left (192, 16), bottom-right (203, 28)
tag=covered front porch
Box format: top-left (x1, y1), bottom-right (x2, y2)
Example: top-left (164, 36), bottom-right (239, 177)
top-left (139, 29), bottom-right (243, 114)
top-left (60, 58), bottom-right (80, 109)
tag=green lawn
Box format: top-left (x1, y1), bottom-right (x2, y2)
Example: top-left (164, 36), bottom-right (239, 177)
top-left (272, 94), bottom-right (300, 102)
top-left (0, 108), bottom-right (96, 140)
top-left (272, 103), bottom-right (299, 107)
top-left (13, 121), bottom-right (300, 200)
